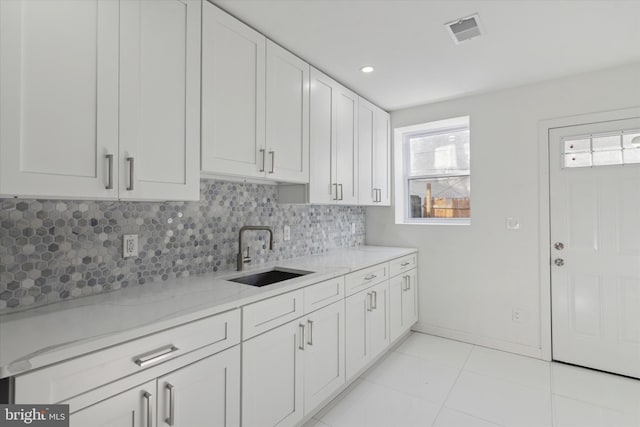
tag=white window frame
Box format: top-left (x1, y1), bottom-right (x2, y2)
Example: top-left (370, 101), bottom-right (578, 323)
top-left (393, 116), bottom-right (471, 225)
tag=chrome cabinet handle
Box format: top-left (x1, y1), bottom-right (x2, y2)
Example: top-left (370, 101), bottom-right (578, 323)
top-left (554, 242), bottom-right (564, 251)
top-left (364, 274), bottom-right (376, 281)
top-left (338, 183), bottom-right (344, 200)
top-left (554, 258), bottom-right (565, 267)
top-left (406, 275), bottom-right (411, 290)
top-left (143, 391), bottom-right (153, 427)
top-left (126, 157), bottom-right (135, 191)
top-left (402, 276), bottom-right (407, 291)
top-left (372, 290), bottom-right (377, 310)
top-left (269, 151), bottom-right (275, 173)
top-left (105, 154), bottom-right (114, 190)
top-left (259, 149), bottom-right (266, 172)
top-left (299, 323), bottom-right (305, 350)
top-left (165, 383), bottom-right (175, 426)
top-left (332, 183), bottom-right (339, 200)
top-left (134, 345), bottom-right (179, 367)
top-left (367, 292), bottom-right (373, 312)
top-left (401, 262), bottom-right (410, 267)
top-left (307, 319), bottom-right (313, 346)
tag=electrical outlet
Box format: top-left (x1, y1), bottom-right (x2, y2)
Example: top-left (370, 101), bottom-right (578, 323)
top-left (512, 308), bottom-right (526, 323)
top-left (351, 223), bottom-right (356, 235)
top-left (283, 225), bottom-right (291, 241)
top-left (123, 234), bottom-right (138, 258)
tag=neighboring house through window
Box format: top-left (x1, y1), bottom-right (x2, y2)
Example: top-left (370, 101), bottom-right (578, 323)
top-left (394, 116), bottom-right (471, 225)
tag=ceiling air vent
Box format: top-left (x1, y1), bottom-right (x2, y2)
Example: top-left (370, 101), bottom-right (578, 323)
top-left (446, 14), bottom-right (482, 44)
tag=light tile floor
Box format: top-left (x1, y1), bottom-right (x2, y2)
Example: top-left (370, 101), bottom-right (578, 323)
top-left (304, 332), bottom-right (640, 427)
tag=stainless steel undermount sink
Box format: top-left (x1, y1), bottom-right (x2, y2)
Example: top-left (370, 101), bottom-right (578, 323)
top-left (228, 268), bottom-right (313, 287)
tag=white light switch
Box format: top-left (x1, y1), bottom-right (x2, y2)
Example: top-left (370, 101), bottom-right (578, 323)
top-left (123, 234), bottom-right (138, 258)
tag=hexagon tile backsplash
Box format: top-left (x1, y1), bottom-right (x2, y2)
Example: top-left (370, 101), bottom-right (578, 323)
top-left (0, 179), bottom-right (365, 313)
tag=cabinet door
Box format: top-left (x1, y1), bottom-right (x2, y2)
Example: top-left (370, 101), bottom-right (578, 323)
top-left (388, 274), bottom-right (405, 343)
top-left (358, 98), bottom-right (376, 205)
top-left (335, 85), bottom-right (358, 205)
top-left (157, 346), bottom-right (240, 427)
top-left (0, 0), bottom-right (119, 199)
top-left (242, 319), bottom-right (304, 427)
top-left (303, 301), bottom-right (345, 414)
top-left (309, 68), bottom-right (337, 204)
top-left (345, 290), bottom-right (370, 380)
top-left (402, 269), bottom-right (418, 329)
top-left (70, 380), bottom-right (155, 427)
top-left (201, 3), bottom-right (266, 179)
top-left (119, 0), bottom-right (201, 201)
top-left (373, 108), bottom-right (391, 205)
top-left (368, 281), bottom-right (390, 360)
top-left (266, 40), bottom-right (310, 183)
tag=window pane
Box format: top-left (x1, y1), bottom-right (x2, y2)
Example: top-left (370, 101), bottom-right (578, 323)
top-left (592, 150), bottom-right (622, 166)
top-left (592, 134), bottom-right (621, 151)
top-left (623, 148), bottom-right (640, 164)
top-left (408, 176), bottom-right (470, 219)
top-left (623, 132), bottom-right (640, 148)
top-left (564, 153), bottom-right (592, 168)
top-left (563, 137), bottom-right (590, 153)
top-left (408, 129), bottom-right (469, 176)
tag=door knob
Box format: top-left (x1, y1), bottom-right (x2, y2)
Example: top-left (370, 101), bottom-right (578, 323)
top-left (554, 258), bottom-right (565, 266)
top-left (554, 242), bottom-right (564, 250)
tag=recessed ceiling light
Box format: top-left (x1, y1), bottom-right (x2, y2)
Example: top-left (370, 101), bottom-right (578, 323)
top-left (360, 66), bottom-right (375, 73)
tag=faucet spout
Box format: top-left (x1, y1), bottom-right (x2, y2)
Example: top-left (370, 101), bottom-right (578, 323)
top-left (237, 225), bottom-right (274, 271)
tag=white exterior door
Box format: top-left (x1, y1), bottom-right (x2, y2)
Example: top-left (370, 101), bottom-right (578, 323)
top-left (550, 117), bottom-right (640, 379)
top-left (157, 346), bottom-right (240, 427)
top-left (119, 0), bottom-right (201, 201)
top-left (0, 0), bottom-right (119, 199)
top-left (201, 2), bottom-right (266, 179)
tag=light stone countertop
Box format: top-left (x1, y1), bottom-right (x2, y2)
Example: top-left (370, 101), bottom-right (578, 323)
top-left (0, 246), bottom-right (416, 378)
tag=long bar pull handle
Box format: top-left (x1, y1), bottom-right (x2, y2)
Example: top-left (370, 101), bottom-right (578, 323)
top-left (259, 149), bottom-right (266, 172)
top-left (338, 183), bottom-right (344, 200)
top-left (134, 345), bottom-right (179, 367)
top-left (307, 319), bottom-right (313, 346)
top-left (332, 183), bottom-right (339, 201)
top-left (143, 391), bottom-right (153, 427)
top-left (105, 154), bottom-right (114, 190)
top-left (372, 290), bottom-right (378, 310)
top-left (165, 383), bottom-right (175, 426)
top-left (367, 292), bottom-right (373, 312)
top-left (126, 157), bottom-right (135, 191)
top-left (299, 323), bottom-right (305, 350)
top-left (364, 274), bottom-right (377, 281)
top-left (269, 151), bottom-right (275, 173)
top-left (406, 275), bottom-right (411, 290)
top-left (401, 262), bottom-right (411, 267)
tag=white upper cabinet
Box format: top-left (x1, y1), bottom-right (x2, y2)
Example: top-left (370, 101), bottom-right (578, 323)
top-left (201, 2), bottom-right (266, 179)
top-left (0, 0), bottom-right (119, 199)
top-left (0, 0), bottom-right (201, 201)
top-left (358, 98), bottom-right (390, 206)
top-left (265, 40), bottom-right (310, 183)
top-left (119, 0), bottom-right (201, 201)
top-left (309, 68), bottom-right (358, 204)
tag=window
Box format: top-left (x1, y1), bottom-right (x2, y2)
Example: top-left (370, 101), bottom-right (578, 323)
top-left (563, 129), bottom-right (640, 168)
top-left (394, 117), bottom-right (470, 225)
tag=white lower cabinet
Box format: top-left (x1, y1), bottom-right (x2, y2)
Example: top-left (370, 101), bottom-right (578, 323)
top-left (70, 346), bottom-right (240, 427)
top-left (302, 301), bottom-right (345, 414)
top-left (389, 268), bottom-right (418, 342)
top-left (345, 280), bottom-right (389, 380)
top-left (242, 319), bottom-right (304, 427)
top-left (242, 299), bottom-right (345, 427)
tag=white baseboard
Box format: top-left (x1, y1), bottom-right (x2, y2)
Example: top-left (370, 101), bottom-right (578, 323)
top-left (413, 323), bottom-right (544, 360)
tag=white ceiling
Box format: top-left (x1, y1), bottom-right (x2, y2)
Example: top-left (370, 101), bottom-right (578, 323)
top-left (212, 0), bottom-right (640, 111)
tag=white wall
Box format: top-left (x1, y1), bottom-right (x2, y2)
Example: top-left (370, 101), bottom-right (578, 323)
top-left (366, 62), bottom-right (640, 357)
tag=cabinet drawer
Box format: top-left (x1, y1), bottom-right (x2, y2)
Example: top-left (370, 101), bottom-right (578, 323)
top-left (304, 277), bottom-right (345, 314)
top-left (345, 263), bottom-right (388, 296)
top-left (243, 289), bottom-right (304, 340)
top-left (389, 253), bottom-right (417, 277)
top-left (15, 309), bottom-right (241, 404)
